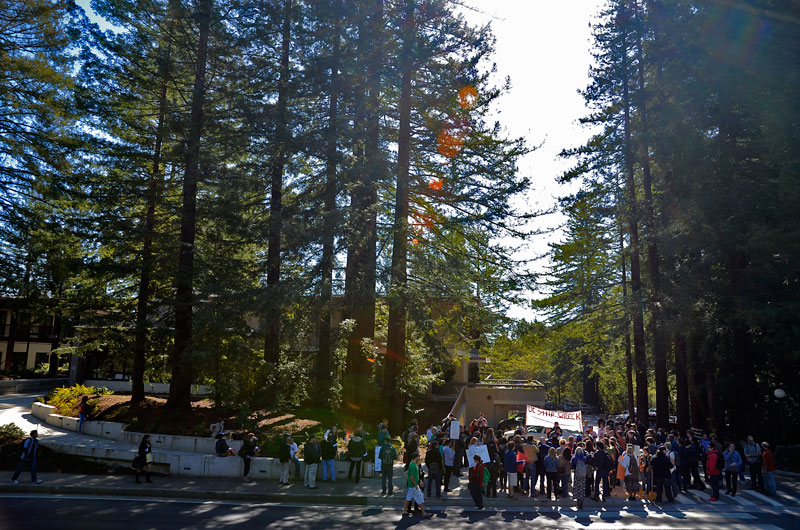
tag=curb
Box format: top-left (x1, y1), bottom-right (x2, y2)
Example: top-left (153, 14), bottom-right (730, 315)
top-left (0, 483), bottom-right (639, 508)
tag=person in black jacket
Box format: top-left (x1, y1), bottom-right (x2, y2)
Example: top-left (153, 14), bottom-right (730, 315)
top-left (424, 439), bottom-right (443, 498)
top-left (135, 435), bottom-right (153, 484)
top-left (592, 441), bottom-right (612, 501)
top-left (347, 433), bottom-right (366, 482)
top-left (652, 446), bottom-right (675, 503)
top-left (278, 434), bottom-right (291, 485)
top-left (303, 436), bottom-right (321, 489)
top-left (320, 433), bottom-right (337, 482)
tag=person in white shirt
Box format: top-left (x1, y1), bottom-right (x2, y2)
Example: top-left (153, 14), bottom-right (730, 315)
top-left (290, 438), bottom-right (301, 480)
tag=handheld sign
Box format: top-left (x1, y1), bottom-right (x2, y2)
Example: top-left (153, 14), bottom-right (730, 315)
top-left (450, 420), bottom-right (460, 440)
top-left (467, 444), bottom-right (491, 467)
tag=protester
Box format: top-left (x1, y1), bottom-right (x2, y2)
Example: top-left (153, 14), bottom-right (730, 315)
top-left (277, 434), bottom-right (291, 485)
top-left (12, 430), bottom-right (42, 485)
top-left (640, 446), bottom-right (653, 497)
top-left (558, 447), bottom-right (571, 498)
top-left (592, 441), bottom-right (613, 501)
top-left (289, 435), bottom-right (301, 481)
top-left (544, 446), bottom-right (559, 500)
top-left (504, 441), bottom-right (519, 499)
top-left (744, 435), bottom-right (764, 492)
top-left (347, 431), bottom-right (366, 482)
top-left (442, 438), bottom-right (456, 493)
top-left (706, 442), bottom-right (724, 501)
top-left (571, 446), bottom-right (588, 509)
top-left (724, 442), bottom-right (743, 496)
top-left (320, 433), bottom-right (337, 483)
top-left (522, 438), bottom-right (539, 498)
top-left (484, 429), bottom-right (500, 498)
top-left (620, 445), bottom-right (640, 501)
top-left (425, 439), bottom-right (443, 498)
top-left (303, 436), bottom-right (320, 489)
top-left (378, 424), bottom-right (390, 447)
top-left (652, 446), bottom-right (675, 503)
top-left (134, 434), bottom-right (153, 484)
top-left (402, 452), bottom-right (431, 517)
top-left (468, 454), bottom-right (486, 509)
top-left (762, 442), bottom-right (777, 496)
top-left (379, 436), bottom-right (398, 495)
top-left (686, 437), bottom-right (705, 491)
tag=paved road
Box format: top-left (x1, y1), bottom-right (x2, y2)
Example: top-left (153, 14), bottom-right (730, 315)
top-left (0, 495), bottom-right (799, 529)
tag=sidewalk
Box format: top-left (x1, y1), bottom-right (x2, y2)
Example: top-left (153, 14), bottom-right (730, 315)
top-left (0, 470), bottom-right (648, 509)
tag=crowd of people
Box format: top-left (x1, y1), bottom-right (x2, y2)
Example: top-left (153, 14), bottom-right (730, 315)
top-left (391, 413), bottom-right (781, 513)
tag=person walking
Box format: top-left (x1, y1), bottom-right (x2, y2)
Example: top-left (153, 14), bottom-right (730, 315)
top-left (347, 431), bottom-right (366, 482)
top-left (620, 445), bottom-right (640, 501)
top-left (78, 396), bottom-right (90, 434)
top-left (11, 430), bottom-right (42, 484)
top-left (303, 436), bottom-right (320, 489)
top-left (762, 442), bottom-right (777, 496)
top-left (320, 433), bottom-right (337, 483)
top-left (402, 452), bottom-right (431, 517)
top-left (706, 442), bottom-right (724, 501)
top-left (652, 446), bottom-right (674, 503)
top-left (724, 442), bottom-right (743, 496)
top-left (468, 454), bottom-right (485, 509)
top-left (278, 434), bottom-right (291, 485)
top-left (571, 446), bottom-right (588, 509)
top-left (134, 434), bottom-right (153, 484)
top-left (744, 435), bottom-right (764, 492)
top-left (379, 437), bottom-right (398, 495)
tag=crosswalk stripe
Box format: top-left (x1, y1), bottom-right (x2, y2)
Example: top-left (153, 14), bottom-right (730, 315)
top-left (723, 492), bottom-right (756, 506)
top-left (775, 491), bottom-right (798, 505)
top-left (739, 489), bottom-right (784, 507)
top-left (674, 493), bottom-right (697, 505)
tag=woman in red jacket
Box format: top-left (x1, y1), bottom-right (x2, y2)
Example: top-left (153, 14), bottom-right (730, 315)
top-left (469, 454), bottom-right (486, 509)
top-left (706, 443), bottom-right (723, 501)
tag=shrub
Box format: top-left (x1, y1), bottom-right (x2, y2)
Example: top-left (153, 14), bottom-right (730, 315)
top-left (0, 423), bottom-right (26, 444)
top-left (47, 384), bottom-right (112, 416)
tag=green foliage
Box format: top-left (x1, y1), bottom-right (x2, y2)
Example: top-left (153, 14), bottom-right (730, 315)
top-left (0, 424), bottom-right (26, 445)
top-left (47, 384), bottom-right (111, 416)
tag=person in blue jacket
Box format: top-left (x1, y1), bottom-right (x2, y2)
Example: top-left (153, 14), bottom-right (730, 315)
top-left (504, 441), bottom-right (519, 499)
top-left (724, 442), bottom-right (743, 496)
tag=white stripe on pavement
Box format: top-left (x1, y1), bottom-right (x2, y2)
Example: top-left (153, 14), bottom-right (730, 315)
top-left (738, 489), bottom-right (784, 507)
top-left (674, 493), bottom-right (697, 504)
top-left (724, 493), bottom-right (756, 506)
top-left (775, 491), bottom-right (798, 505)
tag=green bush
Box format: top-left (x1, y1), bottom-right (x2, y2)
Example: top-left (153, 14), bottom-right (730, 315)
top-left (0, 423), bottom-right (26, 444)
top-left (47, 384), bottom-right (112, 416)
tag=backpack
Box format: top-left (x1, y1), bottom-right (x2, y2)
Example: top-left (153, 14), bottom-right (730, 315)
top-left (715, 451), bottom-right (725, 472)
top-left (670, 449), bottom-right (681, 467)
top-left (215, 438), bottom-right (228, 454)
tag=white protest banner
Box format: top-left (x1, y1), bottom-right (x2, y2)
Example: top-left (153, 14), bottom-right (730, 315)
top-left (466, 444), bottom-right (491, 467)
top-left (449, 420), bottom-right (460, 440)
top-left (525, 405), bottom-right (583, 433)
top-left (374, 446), bottom-right (382, 473)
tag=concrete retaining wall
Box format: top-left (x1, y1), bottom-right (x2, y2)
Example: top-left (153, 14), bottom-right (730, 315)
top-left (0, 378), bottom-right (69, 395)
top-left (84, 379), bottom-right (211, 396)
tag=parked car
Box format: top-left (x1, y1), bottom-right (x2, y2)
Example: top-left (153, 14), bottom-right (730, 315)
top-left (497, 414), bottom-right (525, 432)
top-left (544, 400), bottom-right (556, 410)
top-left (580, 403), bottom-right (596, 413)
top-left (560, 401), bottom-right (580, 411)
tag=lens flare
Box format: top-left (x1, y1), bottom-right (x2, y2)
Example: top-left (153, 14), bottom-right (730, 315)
top-left (458, 86), bottom-right (478, 109)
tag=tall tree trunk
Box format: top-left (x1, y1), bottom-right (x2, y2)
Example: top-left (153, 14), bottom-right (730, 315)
top-left (264, 0), bottom-right (292, 364)
top-left (385, 0), bottom-right (414, 429)
top-left (621, 17), bottom-right (649, 421)
top-left (619, 212), bottom-right (635, 420)
top-left (167, 0), bottom-right (212, 412)
top-left (634, 10), bottom-right (669, 430)
top-left (316, 0), bottom-right (341, 400)
top-left (674, 333), bottom-right (690, 434)
top-left (344, 0), bottom-right (382, 415)
top-left (4, 308), bottom-right (17, 371)
top-left (47, 311), bottom-right (61, 377)
top-left (132, 42), bottom-right (171, 404)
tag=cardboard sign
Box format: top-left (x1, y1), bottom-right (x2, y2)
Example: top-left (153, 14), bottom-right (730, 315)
top-left (467, 444), bottom-right (491, 467)
top-left (374, 446), bottom-right (382, 473)
top-left (525, 405), bottom-right (583, 432)
top-left (449, 420), bottom-right (460, 440)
